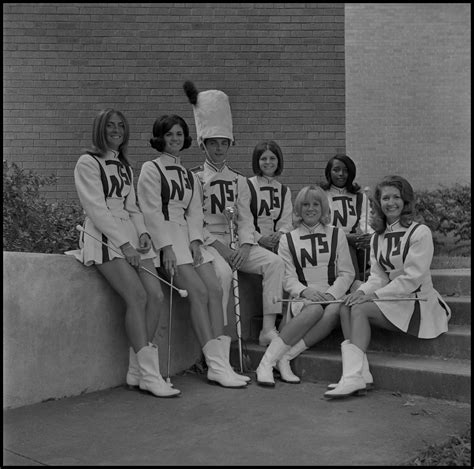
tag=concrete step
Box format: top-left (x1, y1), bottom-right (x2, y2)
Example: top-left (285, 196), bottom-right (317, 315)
top-left (431, 269), bottom-right (471, 296)
top-left (251, 307), bottom-right (470, 360)
top-left (445, 296), bottom-right (471, 325)
top-left (232, 342), bottom-right (471, 403)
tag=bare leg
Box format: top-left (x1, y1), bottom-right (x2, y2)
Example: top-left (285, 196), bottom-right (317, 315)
top-left (137, 258), bottom-right (165, 342)
top-left (279, 304), bottom-right (324, 346)
top-left (350, 302), bottom-right (399, 351)
top-left (339, 304), bottom-right (351, 340)
top-left (173, 263), bottom-right (214, 346)
top-left (301, 303), bottom-right (341, 346)
top-left (196, 262), bottom-right (225, 337)
top-left (96, 259), bottom-right (148, 352)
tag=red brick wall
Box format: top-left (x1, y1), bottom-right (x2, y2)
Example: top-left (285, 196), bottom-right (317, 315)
top-left (3, 3), bottom-right (345, 201)
top-left (345, 3), bottom-right (471, 192)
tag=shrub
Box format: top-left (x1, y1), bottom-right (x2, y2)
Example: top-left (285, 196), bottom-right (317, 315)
top-left (3, 161), bottom-right (83, 254)
top-left (415, 183), bottom-right (471, 254)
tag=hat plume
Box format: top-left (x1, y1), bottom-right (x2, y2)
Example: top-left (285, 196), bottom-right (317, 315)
top-left (183, 81), bottom-right (199, 105)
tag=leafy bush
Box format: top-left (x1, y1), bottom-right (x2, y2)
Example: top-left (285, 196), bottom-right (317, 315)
top-left (415, 183), bottom-right (471, 254)
top-left (3, 161), bottom-right (83, 254)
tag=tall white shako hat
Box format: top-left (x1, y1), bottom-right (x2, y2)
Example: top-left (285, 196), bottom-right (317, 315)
top-left (183, 81), bottom-right (234, 146)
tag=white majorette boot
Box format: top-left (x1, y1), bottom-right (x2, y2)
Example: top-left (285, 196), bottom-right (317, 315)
top-left (326, 340), bottom-right (373, 390)
top-left (136, 343), bottom-right (181, 398)
top-left (256, 336), bottom-right (291, 387)
top-left (275, 339), bottom-right (308, 384)
top-left (324, 342), bottom-right (366, 399)
top-left (126, 347), bottom-right (141, 387)
top-left (218, 335), bottom-right (250, 383)
top-left (203, 338), bottom-right (247, 388)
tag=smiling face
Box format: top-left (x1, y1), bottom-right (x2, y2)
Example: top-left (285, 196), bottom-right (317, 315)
top-left (330, 159), bottom-right (348, 188)
top-left (203, 138), bottom-right (231, 166)
top-left (259, 149), bottom-right (279, 178)
top-left (163, 123), bottom-right (185, 156)
top-left (380, 185), bottom-right (404, 224)
top-left (301, 192), bottom-right (323, 226)
top-left (105, 113), bottom-right (125, 151)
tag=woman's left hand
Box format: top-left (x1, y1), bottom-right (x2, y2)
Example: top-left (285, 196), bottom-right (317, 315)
top-left (190, 240), bottom-right (204, 267)
top-left (137, 233), bottom-right (152, 254)
top-left (345, 291), bottom-right (377, 306)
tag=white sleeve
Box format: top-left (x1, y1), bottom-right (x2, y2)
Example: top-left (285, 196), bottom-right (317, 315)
top-left (137, 161), bottom-right (173, 251)
top-left (275, 186), bottom-right (294, 234)
top-left (74, 155), bottom-right (129, 248)
top-left (185, 172), bottom-right (205, 243)
top-left (326, 229), bottom-right (355, 299)
top-left (278, 233), bottom-right (307, 298)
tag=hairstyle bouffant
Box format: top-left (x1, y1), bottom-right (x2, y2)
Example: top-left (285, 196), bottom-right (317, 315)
top-left (150, 114), bottom-right (192, 152)
top-left (251, 140), bottom-right (284, 176)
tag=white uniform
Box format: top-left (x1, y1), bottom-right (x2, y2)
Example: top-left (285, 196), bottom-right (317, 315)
top-left (278, 223), bottom-right (355, 316)
top-left (67, 150), bottom-right (156, 266)
top-left (193, 160), bottom-right (285, 318)
top-left (359, 220), bottom-right (451, 339)
top-left (326, 185), bottom-right (373, 235)
top-left (247, 175), bottom-right (293, 245)
top-left (137, 152), bottom-right (213, 267)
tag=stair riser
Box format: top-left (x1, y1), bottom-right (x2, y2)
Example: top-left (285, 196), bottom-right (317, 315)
top-left (432, 272), bottom-right (471, 296)
top-left (443, 297), bottom-right (471, 325)
top-left (239, 349), bottom-right (471, 403)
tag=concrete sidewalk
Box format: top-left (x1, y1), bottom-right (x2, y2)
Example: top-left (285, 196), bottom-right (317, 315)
top-left (3, 372), bottom-right (470, 466)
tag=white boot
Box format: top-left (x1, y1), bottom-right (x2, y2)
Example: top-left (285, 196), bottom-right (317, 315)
top-left (256, 337), bottom-right (291, 387)
top-left (324, 342), bottom-right (366, 399)
top-left (126, 347), bottom-right (141, 387)
top-left (136, 343), bottom-right (181, 398)
top-left (203, 338), bottom-right (247, 388)
top-left (275, 339), bottom-right (307, 384)
top-left (218, 335), bottom-right (250, 383)
top-left (327, 341), bottom-right (373, 390)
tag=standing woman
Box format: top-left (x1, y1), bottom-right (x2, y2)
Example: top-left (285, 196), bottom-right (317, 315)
top-left (322, 154), bottom-right (373, 283)
top-left (248, 140), bottom-right (293, 254)
top-left (255, 185), bottom-right (355, 387)
top-left (324, 175), bottom-right (451, 399)
top-left (137, 114), bottom-right (249, 389)
top-left (68, 108), bottom-right (180, 398)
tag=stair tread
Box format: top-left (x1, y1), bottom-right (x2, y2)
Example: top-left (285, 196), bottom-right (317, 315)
top-left (431, 268), bottom-right (471, 275)
top-left (242, 342), bottom-right (471, 376)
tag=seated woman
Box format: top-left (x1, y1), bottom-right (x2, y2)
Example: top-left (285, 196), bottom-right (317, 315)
top-left (255, 185), bottom-right (355, 387)
top-left (324, 175), bottom-right (451, 399)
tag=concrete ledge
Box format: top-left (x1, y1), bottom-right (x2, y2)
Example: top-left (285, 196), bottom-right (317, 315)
top-left (2, 252), bottom-right (203, 409)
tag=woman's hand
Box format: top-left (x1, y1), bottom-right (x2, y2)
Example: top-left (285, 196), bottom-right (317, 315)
top-left (161, 245), bottom-right (177, 278)
top-left (190, 240), bottom-right (203, 267)
top-left (344, 290), bottom-right (377, 306)
top-left (120, 242), bottom-right (141, 268)
top-left (137, 232), bottom-right (152, 254)
top-left (300, 288), bottom-right (332, 303)
top-left (258, 235), bottom-right (276, 251)
top-left (231, 243), bottom-right (251, 270)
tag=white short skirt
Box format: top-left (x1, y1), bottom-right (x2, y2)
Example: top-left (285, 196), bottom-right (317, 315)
top-left (66, 217), bottom-right (157, 266)
top-left (155, 221), bottom-right (214, 267)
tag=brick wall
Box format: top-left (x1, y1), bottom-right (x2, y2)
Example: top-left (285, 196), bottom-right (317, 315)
top-left (3, 3), bottom-right (345, 201)
top-left (345, 3), bottom-right (471, 192)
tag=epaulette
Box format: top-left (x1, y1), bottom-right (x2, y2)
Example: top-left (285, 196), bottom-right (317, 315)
top-left (190, 164), bottom-right (204, 173)
top-left (227, 165), bottom-right (245, 177)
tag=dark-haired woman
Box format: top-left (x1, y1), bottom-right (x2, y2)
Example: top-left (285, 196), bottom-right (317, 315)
top-left (322, 154), bottom-right (373, 283)
top-left (324, 175), bottom-right (451, 399)
top-left (137, 114), bottom-right (249, 389)
top-left (67, 108), bottom-right (180, 398)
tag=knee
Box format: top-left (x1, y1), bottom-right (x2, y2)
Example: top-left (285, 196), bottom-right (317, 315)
top-left (350, 304), bottom-right (367, 321)
top-left (147, 287), bottom-right (164, 307)
top-left (189, 281), bottom-right (208, 305)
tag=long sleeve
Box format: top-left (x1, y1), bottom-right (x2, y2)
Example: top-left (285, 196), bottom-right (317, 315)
top-left (124, 171), bottom-right (148, 237)
top-left (137, 160), bottom-right (173, 251)
top-left (185, 172), bottom-right (205, 243)
top-left (236, 175), bottom-right (257, 245)
top-left (326, 229), bottom-right (355, 299)
top-left (74, 155), bottom-right (129, 248)
top-left (275, 186), bottom-right (293, 234)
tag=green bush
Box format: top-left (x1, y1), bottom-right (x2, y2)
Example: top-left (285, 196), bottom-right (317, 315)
top-left (415, 183), bottom-right (471, 253)
top-left (3, 161), bottom-right (84, 254)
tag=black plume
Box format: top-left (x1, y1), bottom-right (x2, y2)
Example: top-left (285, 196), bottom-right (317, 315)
top-left (183, 80), bottom-right (199, 105)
